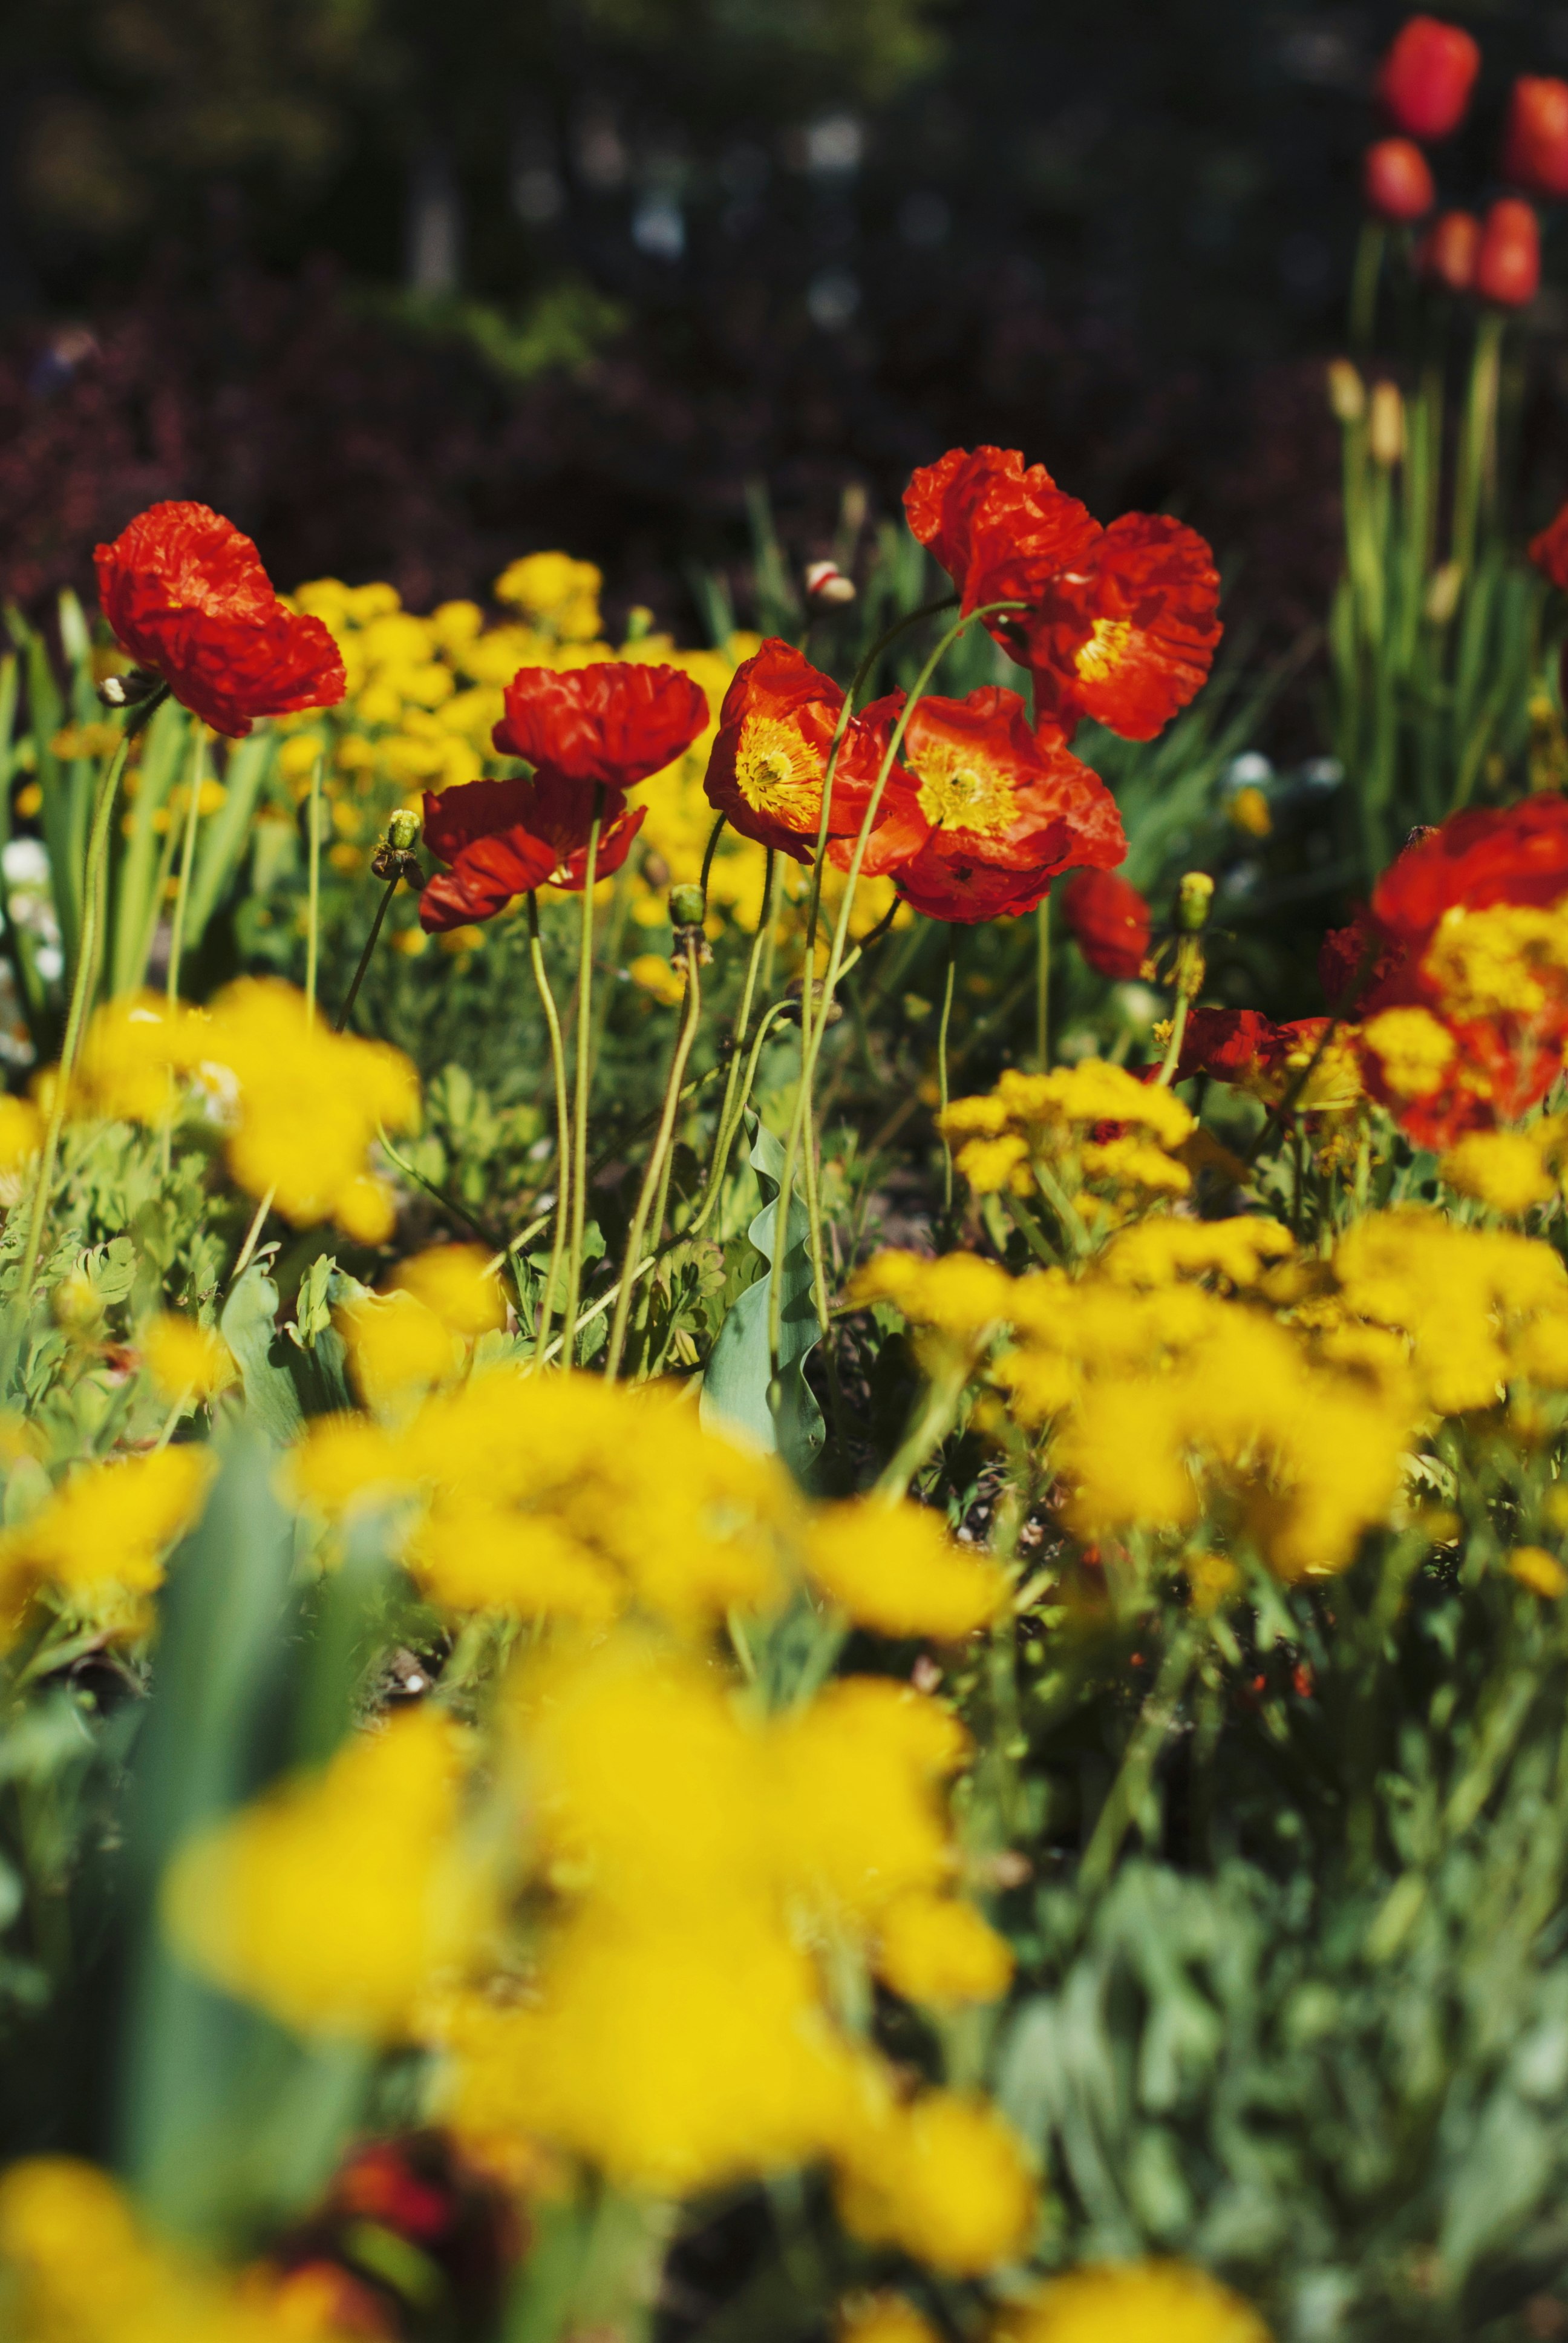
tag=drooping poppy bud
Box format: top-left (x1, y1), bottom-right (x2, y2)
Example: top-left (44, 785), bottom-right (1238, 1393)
top-left (1503, 76), bottom-right (1568, 200)
top-left (1376, 16), bottom-right (1481, 142)
top-left (1419, 208), bottom-right (1481, 290)
top-left (1364, 137), bottom-right (1435, 222)
top-left (1475, 197), bottom-right (1541, 306)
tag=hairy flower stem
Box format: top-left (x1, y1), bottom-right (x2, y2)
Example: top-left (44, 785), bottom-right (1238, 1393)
top-left (560, 788), bottom-right (605, 1363)
top-left (689, 998), bottom-right (794, 1237)
top-left (1155, 990), bottom-right (1191, 1086)
top-left (165, 725), bottom-right (205, 1010)
top-left (699, 848), bottom-right (777, 1210)
top-left (334, 876), bottom-right (399, 1034)
top-left (527, 891), bottom-right (573, 1365)
top-left (15, 695), bottom-right (163, 1310)
top-left (228, 1185), bottom-right (276, 1288)
top-left (304, 752), bottom-right (323, 1021)
top-left (769, 601), bottom-right (1023, 1395)
top-left (605, 935), bottom-right (701, 1380)
top-left (937, 928), bottom-right (958, 1217)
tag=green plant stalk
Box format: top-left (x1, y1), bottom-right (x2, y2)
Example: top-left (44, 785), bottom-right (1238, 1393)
top-left (334, 876), bottom-right (399, 1034)
top-left (527, 890), bottom-right (572, 1365)
top-left (1348, 218), bottom-right (1385, 350)
top-left (304, 753), bottom-right (322, 1021)
top-left (165, 726), bottom-right (205, 1009)
top-left (15, 713), bottom-right (149, 1309)
top-left (699, 847), bottom-right (777, 1205)
top-left (560, 789), bottom-right (606, 1364)
top-left (629, 1125), bottom-right (680, 1378)
top-left (1079, 1623), bottom-right (1201, 1890)
top-left (228, 1185), bottom-right (276, 1288)
top-left (937, 927), bottom-right (958, 1215)
top-left (1452, 309), bottom-right (1505, 585)
top-left (768, 601), bottom-right (1021, 1384)
top-left (689, 998), bottom-right (795, 1237)
top-left (605, 934), bottom-right (701, 1379)
top-left (1156, 990), bottom-right (1191, 1086)
top-left (1035, 890), bottom-right (1050, 1071)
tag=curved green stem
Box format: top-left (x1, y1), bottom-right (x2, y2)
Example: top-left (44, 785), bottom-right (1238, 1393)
top-left (304, 752), bottom-right (323, 1022)
top-left (165, 726), bottom-right (205, 1009)
top-left (690, 997), bottom-right (795, 1236)
top-left (699, 850), bottom-right (777, 1201)
top-left (1157, 991), bottom-right (1191, 1087)
top-left (14, 715), bottom-right (147, 1309)
top-left (698, 812), bottom-right (727, 901)
top-left (604, 936), bottom-right (702, 1380)
top-left (560, 789), bottom-right (606, 1365)
top-left (335, 877), bottom-right (398, 1034)
top-left (527, 891), bottom-right (572, 1365)
top-left (936, 928), bottom-right (958, 1216)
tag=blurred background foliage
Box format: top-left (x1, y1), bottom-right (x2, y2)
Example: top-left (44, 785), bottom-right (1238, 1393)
top-left (0, 0), bottom-right (1566, 661)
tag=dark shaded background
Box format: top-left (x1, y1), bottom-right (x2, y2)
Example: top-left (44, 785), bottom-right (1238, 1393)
top-left (2, 0), bottom-right (1567, 656)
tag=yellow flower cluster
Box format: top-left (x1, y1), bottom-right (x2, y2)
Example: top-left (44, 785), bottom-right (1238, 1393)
top-left (997, 2260), bottom-right (1272, 2343)
top-left (0, 2157), bottom-right (321, 2343)
top-left (939, 1063), bottom-right (1195, 1218)
top-left (1422, 897), bottom-right (1568, 1020)
top-left (0, 1447), bottom-right (211, 1648)
top-left (71, 981), bottom-right (418, 1243)
top-left (1331, 1207), bottom-right (1568, 1414)
top-left (1440, 1120), bottom-right (1568, 1215)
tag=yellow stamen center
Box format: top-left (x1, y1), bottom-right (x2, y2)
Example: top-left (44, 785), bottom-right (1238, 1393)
top-left (912, 744), bottom-right (1016, 838)
top-left (1075, 617), bottom-right (1137, 683)
top-left (733, 715), bottom-right (821, 822)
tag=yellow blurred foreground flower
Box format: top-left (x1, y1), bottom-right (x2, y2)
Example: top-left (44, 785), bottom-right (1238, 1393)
top-left (0, 1447), bottom-right (211, 1645)
top-left (996, 2260), bottom-right (1272, 2343)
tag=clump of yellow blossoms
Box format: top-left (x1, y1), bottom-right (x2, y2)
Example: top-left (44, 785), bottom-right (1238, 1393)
top-left (69, 981), bottom-right (418, 1244)
top-left (939, 1062), bottom-right (1196, 1222)
top-left (0, 2157), bottom-right (321, 2343)
top-left (140, 1312), bottom-right (235, 1403)
top-left (997, 2260), bottom-right (1272, 2343)
top-left (0, 1447), bottom-right (211, 1647)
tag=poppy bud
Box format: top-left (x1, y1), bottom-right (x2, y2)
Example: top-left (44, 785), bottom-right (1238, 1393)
top-left (1503, 76), bottom-right (1568, 200)
top-left (804, 559), bottom-right (856, 605)
top-left (669, 883), bottom-right (705, 927)
top-left (1176, 870), bottom-right (1215, 934)
top-left (1364, 137), bottom-right (1435, 223)
top-left (1419, 208), bottom-right (1481, 290)
top-left (1368, 381), bottom-right (1405, 467)
top-left (96, 666), bottom-right (162, 710)
top-left (387, 808), bottom-right (420, 852)
top-left (1475, 196), bottom-right (1541, 306)
top-left (1376, 16), bottom-right (1481, 142)
top-left (1327, 359), bottom-right (1367, 424)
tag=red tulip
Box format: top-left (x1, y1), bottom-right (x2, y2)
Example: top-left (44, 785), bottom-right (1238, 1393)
top-left (1364, 137), bottom-right (1436, 222)
top-left (94, 502), bottom-right (345, 739)
top-left (1475, 197), bottom-right (1540, 306)
top-left (1060, 868), bottom-right (1151, 979)
top-left (1376, 16), bottom-right (1481, 142)
top-left (1419, 208), bottom-right (1481, 290)
top-left (1503, 76), bottom-right (1568, 200)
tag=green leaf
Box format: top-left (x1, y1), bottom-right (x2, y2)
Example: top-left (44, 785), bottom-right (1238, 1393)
top-left (219, 1262), bottom-right (303, 1444)
top-left (699, 1111), bottom-right (823, 1483)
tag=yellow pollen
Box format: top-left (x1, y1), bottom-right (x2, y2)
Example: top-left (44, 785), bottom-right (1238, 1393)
top-left (1075, 617), bottom-right (1137, 683)
top-left (733, 715), bottom-right (822, 822)
top-left (912, 744), bottom-right (1017, 838)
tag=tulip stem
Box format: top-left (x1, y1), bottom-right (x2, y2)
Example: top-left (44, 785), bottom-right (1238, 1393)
top-left (937, 928), bottom-right (958, 1217)
top-left (604, 933), bottom-right (701, 1381)
top-left (14, 695), bottom-right (163, 1313)
top-left (1034, 891), bottom-right (1051, 1072)
top-left (527, 891), bottom-right (573, 1365)
top-left (561, 787), bottom-right (605, 1365)
top-left (335, 876), bottom-right (399, 1034)
top-left (1348, 219), bottom-right (1385, 353)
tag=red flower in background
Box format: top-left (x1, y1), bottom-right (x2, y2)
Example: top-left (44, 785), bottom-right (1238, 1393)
top-left (1530, 503), bottom-right (1568, 590)
top-left (1475, 198), bottom-right (1541, 306)
top-left (1376, 16), bottom-right (1480, 141)
top-left (94, 501), bottom-right (345, 739)
top-left (884, 687), bottom-right (1124, 925)
top-left (702, 638), bottom-right (909, 863)
top-left (1372, 795), bottom-right (1568, 943)
top-left (1503, 77), bottom-right (1568, 200)
top-left (419, 773), bottom-right (645, 931)
top-left (903, 447), bottom-right (1100, 660)
top-left (1364, 139), bottom-right (1436, 222)
top-left (1419, 209), bottom-right (1481, 290)
top-left (1029, 514), bottom-right (1223, 742)
top-left (493, 661), bottom-right (710, 788)
top-left (1060, 868), bottom-right (1151, 978)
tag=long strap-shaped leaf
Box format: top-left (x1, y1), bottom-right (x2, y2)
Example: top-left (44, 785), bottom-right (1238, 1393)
top-left (699, 1109), bottom-right (823, 1484)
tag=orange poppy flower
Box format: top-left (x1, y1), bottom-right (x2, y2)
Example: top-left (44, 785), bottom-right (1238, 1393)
top-left (493, 661), bottom-right (710, 788)
top-left (1060, 867), bottom-right (1151, 978)
top-left (1028, 513), bottom-right (1223, 742)
top-left (702, 638), bottom-right (901, 862)
top-left (903, 447), bottom-right (1100, 672)
top-left (418, 774), bottom-right (645, 931)
top-left (883, 687), bottom-right (1124, 924)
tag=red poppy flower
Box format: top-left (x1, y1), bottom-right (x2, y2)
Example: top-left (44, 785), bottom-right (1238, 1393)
top-left (883, 687), bottom-right (1124, 925)
top-left (94, 501), bottom-right (345, 739)
top-left (702, 638), bottom-right (900, 863)
top-left (1319, 905), bottom-right (1410, 1012)
top-left (1060, 868), bottom-right (1151, 978)
top-left (1376, 16), bottom-right (1480, 142)
top-left (493, 661), bottom-right (710, 789)
top-left (1372, 795), bottom-right (1568, 945)
top-left (1029, 514), bottom-right (1223, 742)
top-left (1174, 1008), bottom-right (1282, 1090)
top-left (1419, 209), bottom-right (1481, 291)
top-left (903, 447), bottom-right (1100, 661)
top-left (1364, 139), bottom-right (1436, 223)
top-left (1530, 503), bottom-right (1568, 591)
top-left (1503, 77), bottom-right (1568, 200)
top-left (1475, 198), bottom-right (1541, 306)
top-left (418, 774), bottom-right (645, 931)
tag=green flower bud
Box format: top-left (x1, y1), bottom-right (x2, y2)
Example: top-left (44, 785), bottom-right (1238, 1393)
top-left (670, 883), bottom-right (706, 928)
